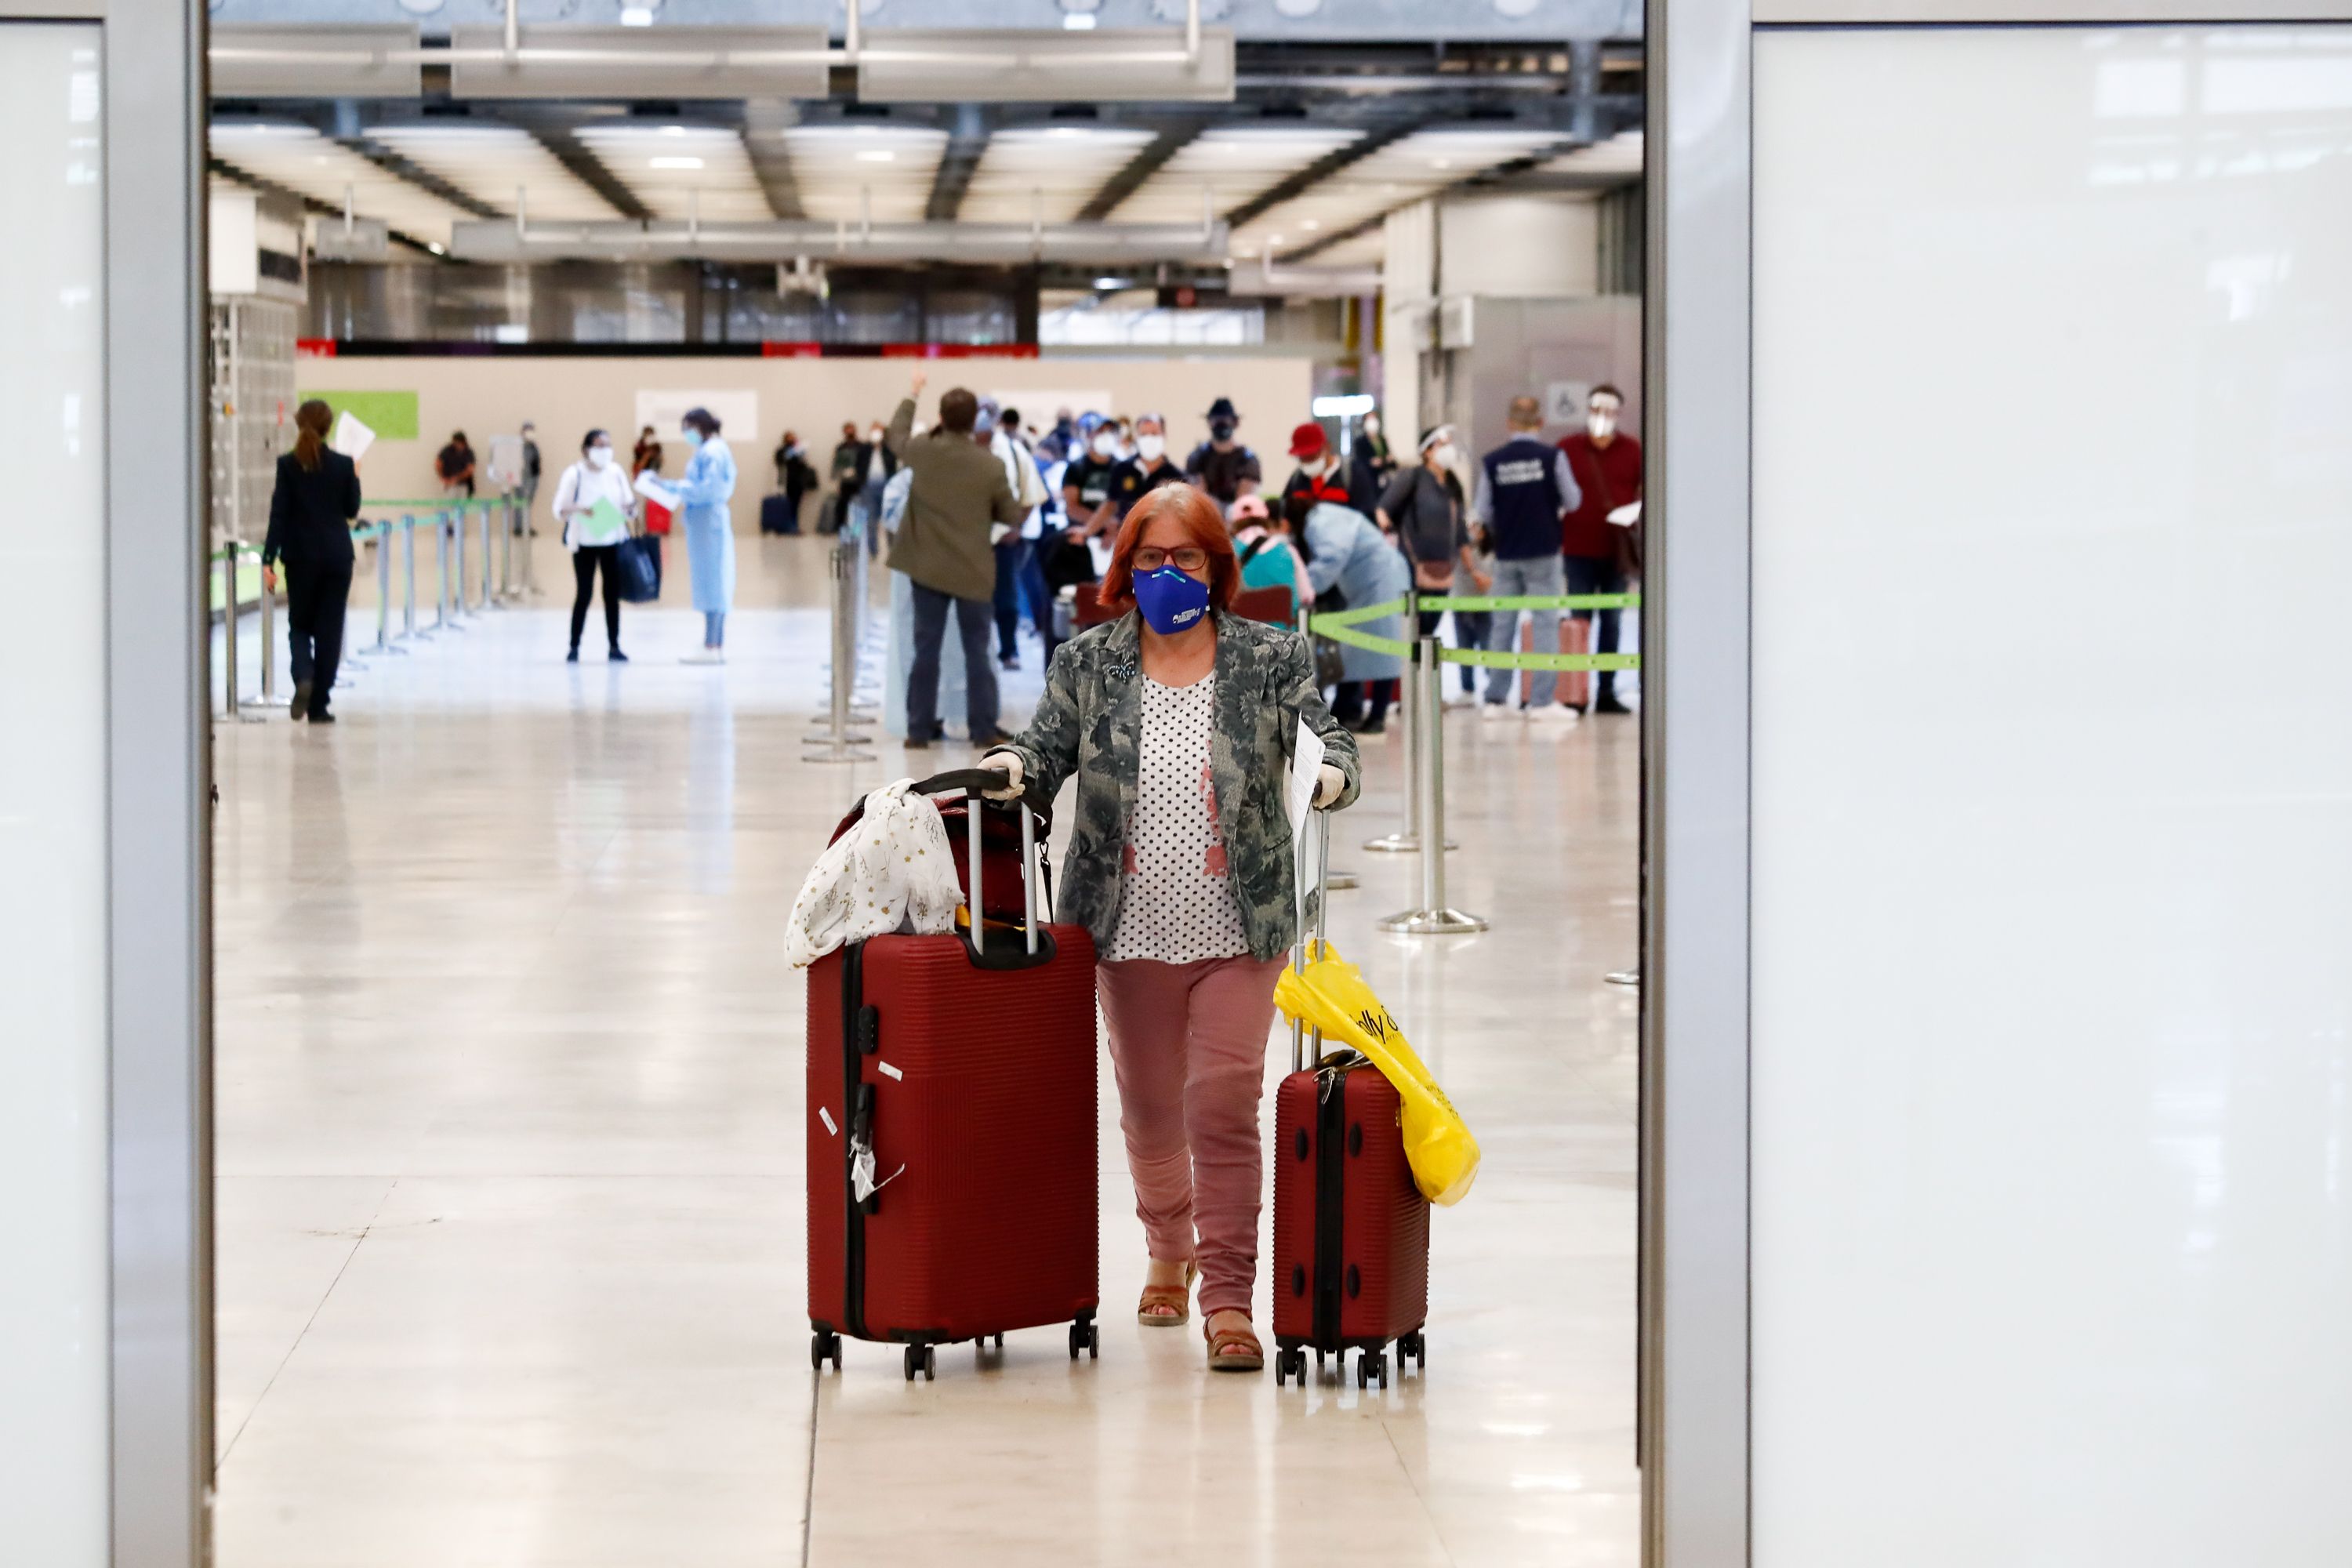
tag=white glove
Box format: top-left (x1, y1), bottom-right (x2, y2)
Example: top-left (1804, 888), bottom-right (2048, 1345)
top-left (979, 750), bottom-right (1025, 801)
top-left (1311, 762), bottom-right (1346, 809)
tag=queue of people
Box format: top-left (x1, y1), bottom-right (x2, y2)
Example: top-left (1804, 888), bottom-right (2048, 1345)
top-left (259, 381), bottom-right (1632, 725)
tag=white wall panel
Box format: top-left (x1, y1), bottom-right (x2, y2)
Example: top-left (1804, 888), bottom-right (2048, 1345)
top-left (0, 22), bottom-right (112, 1566)
top-left (1752, 24), bottom-right (2352, 1566)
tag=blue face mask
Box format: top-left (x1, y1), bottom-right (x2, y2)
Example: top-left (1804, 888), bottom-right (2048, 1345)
top-left (683, 428), bottom-right (705, 449)
top-left (1132, 565), bottom-right (1211, 636)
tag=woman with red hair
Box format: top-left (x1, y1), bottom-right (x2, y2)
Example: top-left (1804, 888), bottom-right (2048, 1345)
top-left (982, 483), bottom-right (1362, 1373)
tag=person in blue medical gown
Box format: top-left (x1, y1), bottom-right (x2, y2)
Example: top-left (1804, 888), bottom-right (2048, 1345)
top-left (674, 405), bottom-right (738, 664)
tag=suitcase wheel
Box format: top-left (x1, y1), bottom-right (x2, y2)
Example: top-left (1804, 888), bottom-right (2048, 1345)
top-left (811, 1330), bottom-right (843, 1374)
top-left (1274, 1347), bottom-right (1307, 1385)
top-left (904, 1345), bottom-right (935, 1382)
top-left (1068, 1319), bottom-right (1099, 1361)
top-left (1356, 1349), bottom-right (1388, 1390)
top-left (1398, 1330), bottom-right (1426, 1371)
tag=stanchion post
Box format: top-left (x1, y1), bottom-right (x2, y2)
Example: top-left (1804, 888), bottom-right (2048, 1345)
top-left (435, 510), bottom-right (461, 632)
top-left (1364, 592), bottom-right (1423, 853)
top-left (479, 506), bottom-right (495, 608)
top-left (805, 537), bottom-right (878, 763)
top-left (218, 543), bottom-right (240, 720)
top-left (1379, 635), bottom-right (1486, 935)
top-left (254, 557), bottom-right (287, 713)
top-left (452, 506), bottom-right (470, 616)
top-left (402, 515), bottom-right (424, 639)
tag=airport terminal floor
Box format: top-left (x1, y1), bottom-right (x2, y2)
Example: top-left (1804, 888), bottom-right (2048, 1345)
top-left (206, 534), bottom-right (1639, 1567)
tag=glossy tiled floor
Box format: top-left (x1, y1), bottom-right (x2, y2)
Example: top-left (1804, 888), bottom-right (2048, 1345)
top-left (210, 534), bottom-right (1639, 1567)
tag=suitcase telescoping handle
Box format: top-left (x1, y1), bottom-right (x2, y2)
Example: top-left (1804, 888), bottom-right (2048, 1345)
top-left (911, 768), bottom-right (1052, 968)
top-left (1291, 808), bottom-right (1332, 1073)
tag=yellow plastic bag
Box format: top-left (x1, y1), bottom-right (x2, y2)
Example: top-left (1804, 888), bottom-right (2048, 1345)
top-left (1274, 940), bottom-right (1481, 1207)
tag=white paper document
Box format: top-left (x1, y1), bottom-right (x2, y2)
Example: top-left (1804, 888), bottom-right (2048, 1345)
top-left (1606, 499), bottom-right (1642, 528)
top-left (1287, 718), bottom-right (1326, 845)
top-left (330, 410), bottom-right (375, 462)
top-left (1288, 719), bottom-right (1327, 944)
top-left (633, 470), bottom-right (680, 510)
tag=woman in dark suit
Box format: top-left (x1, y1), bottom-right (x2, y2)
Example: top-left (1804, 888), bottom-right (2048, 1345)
top-left (261, 399), bottom-right (362, 723)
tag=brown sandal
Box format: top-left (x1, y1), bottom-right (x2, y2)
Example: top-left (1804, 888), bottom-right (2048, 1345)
top-left (1137, 1261), bottom-right (1198, 1327)
top-left (1203, 1314), bottom-right (1264, 1373)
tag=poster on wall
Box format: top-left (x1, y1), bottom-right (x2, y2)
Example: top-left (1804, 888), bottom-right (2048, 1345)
top-left (636, 389), bottom-right (760, 446)
top-left (1544, 380), bottom-right (1593, 426)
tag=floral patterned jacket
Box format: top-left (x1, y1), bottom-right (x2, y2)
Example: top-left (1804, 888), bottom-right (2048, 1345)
top-left (991, 610), bottom-right (1362, 963)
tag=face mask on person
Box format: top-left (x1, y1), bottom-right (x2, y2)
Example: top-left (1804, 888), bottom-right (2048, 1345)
top-left (1132, 564), bottom-right (1211, 636)
top-left (1427, 442), bottom-right (1457, 470)
top-left (1588, 408), bottom-right (1618, 440)
top-left (869, 427), bottom-right (885, 444)
top-left (587, 446), bottom-right (613, 470)
top-left (1137, 434), bottom-right (1167, 462)
top-left (1362, 415), bottom-right (1381, 437)
top-left (684, 428), bottom-right (705, 449)
top-left (1209, 419), bottom-right (1237, 442)
top-left (1091, 431), bottom-right (1117, 459)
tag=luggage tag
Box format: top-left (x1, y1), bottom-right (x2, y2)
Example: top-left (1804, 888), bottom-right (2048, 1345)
top-left (851, 1139), bottom-right (906, 1203)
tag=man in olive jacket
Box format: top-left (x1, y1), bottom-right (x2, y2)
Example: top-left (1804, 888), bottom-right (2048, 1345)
top-left (886, 372), bottom-right (1026, 746)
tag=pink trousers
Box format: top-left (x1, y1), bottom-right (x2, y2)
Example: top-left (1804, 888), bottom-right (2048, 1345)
top-left (1096, 952), bottom-right (1288, 1317)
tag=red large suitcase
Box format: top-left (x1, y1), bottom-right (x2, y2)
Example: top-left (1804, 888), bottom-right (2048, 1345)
top-left (1269, 816), bottom-right (1431, 1389)
top-left (806, 771), bottom-right (1101, 1381)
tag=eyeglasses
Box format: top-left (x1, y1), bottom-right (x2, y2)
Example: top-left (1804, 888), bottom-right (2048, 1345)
top-left (1133, 546), bottom-right (1208, 572)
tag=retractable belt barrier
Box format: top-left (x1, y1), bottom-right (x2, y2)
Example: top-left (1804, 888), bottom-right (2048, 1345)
top-left (1310, 593), bottom-right (1642, 672)
top-left (212, 495), bottom-right (530, 723)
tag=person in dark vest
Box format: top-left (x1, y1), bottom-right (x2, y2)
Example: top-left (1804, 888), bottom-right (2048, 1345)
top-left (1468, 395), bottom-right (1584, 720)
top-left (1556, 383), bottom-right (1642, 715)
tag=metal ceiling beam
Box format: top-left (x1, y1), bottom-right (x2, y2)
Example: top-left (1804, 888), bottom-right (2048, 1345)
top-left (1220, 112), bottom-right (1448, 230)
top-left (741, 102), bottom-right (808, 221)
top-left (925, 104), bottom-right (993, 223)
top-left (514, 119), bottom-right (657, 223)
top-left (205, 156), bottom-right (446, 259)
top-left (1074, 121), bottom-right (1205, 223)
top-left (334, 136), bottom-right (505, 220)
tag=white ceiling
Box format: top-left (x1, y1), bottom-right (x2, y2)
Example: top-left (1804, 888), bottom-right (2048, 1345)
top-left (1538, 127), bottom-right (1645, 180)
top-left (960, 124), bottom-right (1156, 224)
top-left (1235, 125), bottom-right (1573, 261)
top-left (365, 123), bottom-right (621, 223)
top-left (1109, 125), bottom-right (1364, 227)
top-left (779, 123), bottom-right (949, 223)
top-left (575, 123), bottom-right (771, 222)
top-left (209, 122), bottom-right (473, 249)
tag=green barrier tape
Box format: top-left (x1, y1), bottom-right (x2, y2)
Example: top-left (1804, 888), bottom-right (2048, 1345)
top-left (1309, 595), bottom-right (1642, 671)
top-left (1310, 597), bottom-right (1410, 629)
top-left (1439, 648), bottom-right (1642, 673)
top-left (1437, 593), bottom-right (1642, 614)
top-left (1312, 619), bottom-right (1414, 657)
top-left (363, 496), bottom-right (509, 511)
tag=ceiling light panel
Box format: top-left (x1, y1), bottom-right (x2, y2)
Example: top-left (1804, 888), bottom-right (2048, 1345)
top-left (1232, 126), bottom-right (1568, 257)
top-left (366, 123), bottom-right (621, 221)
top-left (209, 122), bottom-right (470, 247)
top-left (781, 124), bottom-right (949, 223)
top-left (960, 125), bottom-right (1156, 223)
top-left (575, 125), bottom-right (771, 221)
top-left (1109, 125), bottom-right (1363, 224)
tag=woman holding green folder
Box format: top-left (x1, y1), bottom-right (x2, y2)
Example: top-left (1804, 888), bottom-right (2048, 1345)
top-left (554, 426), bottom-right (639, 663)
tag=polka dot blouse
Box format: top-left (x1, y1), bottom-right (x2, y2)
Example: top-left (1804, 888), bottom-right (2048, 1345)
top-left (1106, 673), bottom-right (1249, 964)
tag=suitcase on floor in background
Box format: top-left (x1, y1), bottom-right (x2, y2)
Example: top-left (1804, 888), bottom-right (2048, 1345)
top-left (806, 770), bottom-right (1100, 1382)
top-left (1521, 616), bottom-right (1591, 709)
top-left (761, 493), bottom-right (800, 535)
top-left (1270, 814), bottom-right (1431, 1389)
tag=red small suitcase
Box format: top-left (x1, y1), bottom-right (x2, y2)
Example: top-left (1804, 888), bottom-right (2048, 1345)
top-left (1270, 815), bottom-right (1431, 1388)
top-left (806, 771), bottom-right (1101, 1381)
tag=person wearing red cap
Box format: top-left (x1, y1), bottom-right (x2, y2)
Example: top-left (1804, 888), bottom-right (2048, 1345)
top-left (1280, 420), bottom-right (1368, 517)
